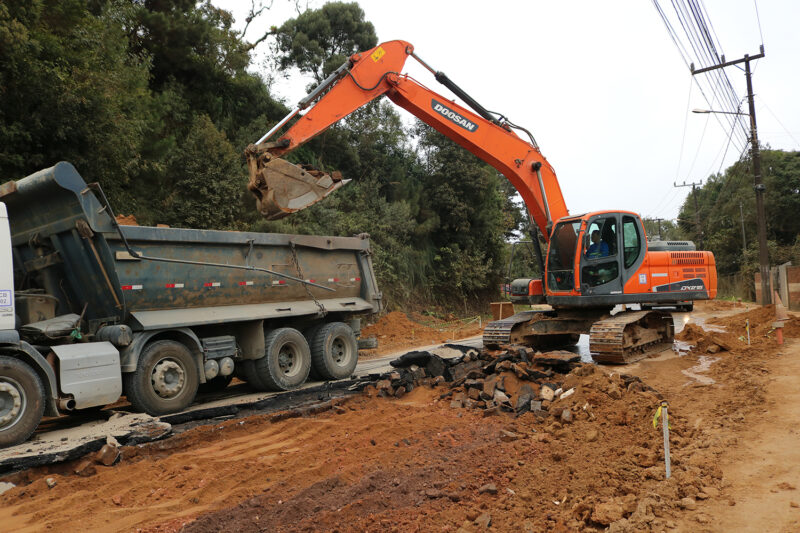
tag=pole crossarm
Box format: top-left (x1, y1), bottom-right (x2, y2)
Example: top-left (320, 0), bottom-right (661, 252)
top-left (690, 46), bottom-right (764, 74)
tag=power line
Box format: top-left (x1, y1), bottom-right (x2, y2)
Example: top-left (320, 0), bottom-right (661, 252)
top-left (684, 110), bottom-right (711, 178)
top-left (759, 98), bottom-right (800, 150)
top-left (674, 179), bottom-right (704, 247)
top-left (655, 0), bottom-right (751, 150)
top-left (753, 0), bottom-right (764, 45)
top-left (675, 76), bottom-right (694, 182)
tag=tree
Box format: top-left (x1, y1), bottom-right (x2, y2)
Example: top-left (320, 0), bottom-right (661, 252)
top-left (678, 149), bottom-right (800, 276)
top-left (0, 0), bottom-right (151, 206)
top-left (272, 2), bottom-right (377, 83)
top-left (414, 124), bottom-right (517, 302)
top-left (642, 218), bottom-right (685, 241)
top-left (162, 114), bottom-right (244, 229)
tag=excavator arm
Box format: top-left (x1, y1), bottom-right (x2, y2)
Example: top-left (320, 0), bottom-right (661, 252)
top-left (246, 40), bottom-right (568, 241)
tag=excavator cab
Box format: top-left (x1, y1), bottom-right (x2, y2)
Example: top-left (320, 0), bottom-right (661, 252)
top-left (545, 211), bottom-right (647, 304)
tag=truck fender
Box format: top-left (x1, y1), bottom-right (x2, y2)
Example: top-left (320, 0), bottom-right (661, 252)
top-left (120, 328), bottom-right (206, 383)
top-left (0, 341), bottom-right (60, 417)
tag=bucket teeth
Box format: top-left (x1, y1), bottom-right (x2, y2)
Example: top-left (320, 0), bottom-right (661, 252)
top-left (246, 146), bottom-right (348, 220)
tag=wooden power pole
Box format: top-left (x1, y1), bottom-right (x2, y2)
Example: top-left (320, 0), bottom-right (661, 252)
top-left (692, 47), bottom-right (770, 304)
top-left (674, 180), bottom-right (703, 248)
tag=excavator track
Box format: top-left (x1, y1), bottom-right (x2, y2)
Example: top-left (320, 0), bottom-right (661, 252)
top-left (589, 311), bottom-right (674, 364)
top-left (483, 310), bottom-right (587, 350)
top-left (482, 311), bottom-right (541, 346)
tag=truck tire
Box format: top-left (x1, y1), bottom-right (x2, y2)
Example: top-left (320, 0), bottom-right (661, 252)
top-left (303, 323), bottom-right (324, 381)
top-left (309, 322), bottom-right (359, 380)
top-left (240, 359), bottom-right (270, 392)
top-left (0, 356), bottom-right (45, 448)
top-left (255, 328), bottom-right (311, 391)
top-left (123, 340), bottom-right (199, 416)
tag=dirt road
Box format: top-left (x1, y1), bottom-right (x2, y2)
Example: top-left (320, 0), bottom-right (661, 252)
top-left (1, 301), bottom-right (798, 532)
top-left (680, 338), bottom-right (800, 532)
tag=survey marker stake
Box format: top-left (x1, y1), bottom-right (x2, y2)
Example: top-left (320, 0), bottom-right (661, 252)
top-left (653, 400), bottom-right (671, 479)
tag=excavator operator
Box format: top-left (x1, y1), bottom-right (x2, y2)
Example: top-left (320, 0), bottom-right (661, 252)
top-left (586, 230), bottom-right (610, 258)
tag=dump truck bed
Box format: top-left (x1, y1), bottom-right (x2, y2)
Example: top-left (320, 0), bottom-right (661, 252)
top-left (109, 226), bottom-right (381, 330)
top-left (3, 162), bottom-right (382, 331)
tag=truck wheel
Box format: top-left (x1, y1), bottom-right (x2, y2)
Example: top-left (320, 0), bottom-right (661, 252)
top-left (310, 322), bottom-right (359, 380)
top-left (240, 359), bottom-right (270, 392)
top-left (0, 356), bottom-right (45, 448)
top-left (124, 340), bottom-right (199, 416)
top-left (303, 323), bottom-right (324, 381)
top-left (255, 328), bottom-right (311, 391)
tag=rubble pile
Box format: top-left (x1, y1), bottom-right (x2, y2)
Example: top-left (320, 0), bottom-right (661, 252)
top-left (363, 344), bottom-right (661, 421)
top-left (678, 304), bottom-right (800, 354)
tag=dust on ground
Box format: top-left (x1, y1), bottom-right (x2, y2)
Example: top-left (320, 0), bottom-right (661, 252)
top-left (1, 300), bottom-right (799, 532)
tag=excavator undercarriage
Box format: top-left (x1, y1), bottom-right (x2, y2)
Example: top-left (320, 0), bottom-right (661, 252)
top-left (483, 309), bottom-right (675, 364)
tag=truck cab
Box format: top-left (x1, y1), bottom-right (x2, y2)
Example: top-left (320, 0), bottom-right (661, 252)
top-left (0, 203), bottom-right (14, 333)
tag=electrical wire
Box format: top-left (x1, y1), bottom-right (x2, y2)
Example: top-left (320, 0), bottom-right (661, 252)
top-left (656, 0), bottom-right (747, 152)
top-left (652, 0), bottom-right (763, 178)
top-left (684, 110), bottom-right (712, 179)
top-left (759, 98), bottom-right (800, 150)
top-left (675, 76), bottom-right (694, 182)
top-left (666, 0), bottom-right (749, 149)
top-left (753, 0), bottom-right (764, 46)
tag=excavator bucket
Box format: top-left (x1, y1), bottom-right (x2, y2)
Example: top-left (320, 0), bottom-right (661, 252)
top-left (245, 144), bottom-right (349, 220)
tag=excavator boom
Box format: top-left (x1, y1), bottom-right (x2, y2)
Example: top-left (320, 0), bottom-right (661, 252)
top-left (246, 40), bottom-right (568, 238)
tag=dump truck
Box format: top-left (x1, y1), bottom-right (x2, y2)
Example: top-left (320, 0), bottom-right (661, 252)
top-left (0, 162), bottom-right (382, 447)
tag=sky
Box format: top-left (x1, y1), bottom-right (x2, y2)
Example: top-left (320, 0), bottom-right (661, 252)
top-left (215, 0), bottom-right (800, 222)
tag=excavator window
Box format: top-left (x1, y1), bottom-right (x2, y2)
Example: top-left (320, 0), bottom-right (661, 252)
top-left (585, 218), bottom-right (617, 258)
top-left (547, 221), bottom-right (581, 291)
top-left (622, 216), bottom-right (641, 269)
top-left (581, 217), bottom-right (620, 288)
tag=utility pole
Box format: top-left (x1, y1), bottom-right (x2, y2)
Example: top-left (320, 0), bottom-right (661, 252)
top-left (739, 202), bottom-right (747, 253)
top-left (674, 180), bottom-right (703, 248)
top-left (654, 217), bottom-right (663, 240)
top-left (692, 46), bottom-right (770, 304)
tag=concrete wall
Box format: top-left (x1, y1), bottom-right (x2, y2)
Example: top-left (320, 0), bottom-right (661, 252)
top-left (755, 264), bottom-right (800, 310)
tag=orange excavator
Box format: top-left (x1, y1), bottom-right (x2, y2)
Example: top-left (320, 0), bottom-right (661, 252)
top-left (245, 40), bottom-right (717, 363)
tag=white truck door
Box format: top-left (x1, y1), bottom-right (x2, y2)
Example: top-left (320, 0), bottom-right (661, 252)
top-left (0, 203), bottom-right (15, 331)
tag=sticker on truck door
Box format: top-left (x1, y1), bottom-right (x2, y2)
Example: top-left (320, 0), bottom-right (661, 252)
top-left (0, 290), bottom-right (11, 307)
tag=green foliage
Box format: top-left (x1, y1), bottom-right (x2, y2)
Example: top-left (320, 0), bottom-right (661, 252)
top-left (0, 0), bottom-right (527, 312)
top-left (414, 124), bottom-right (513, 300)
top-left (678, 149), bottom-right (800, 276)
top-left (642, 218), bottom-right (685, 241)
top-left (272, 2), bottom-right (377, 83)
top-left (162, 114), bottom-right (244, 229)
top-left (0, 0), bottom-right (151, 204)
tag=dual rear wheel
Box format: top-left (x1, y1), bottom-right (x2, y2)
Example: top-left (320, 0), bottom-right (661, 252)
top-left (124, 322), bottom-right (360, 415)
top-left (243, 322), bottom-right (358, 392)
